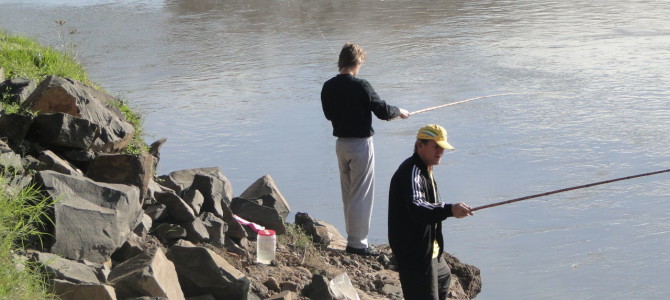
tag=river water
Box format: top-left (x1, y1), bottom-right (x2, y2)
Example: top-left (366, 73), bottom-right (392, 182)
top-left (1, 0), bottom-right (669, 299)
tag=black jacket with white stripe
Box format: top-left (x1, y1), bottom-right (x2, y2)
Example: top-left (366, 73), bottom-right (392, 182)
top-left (388, 152), bottom-right (454, 273)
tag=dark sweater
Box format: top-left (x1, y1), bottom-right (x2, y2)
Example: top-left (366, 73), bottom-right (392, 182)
top-left (321, 74), bottom-right (401, 138)
top-left (388, 153), bottom-right (454, 273)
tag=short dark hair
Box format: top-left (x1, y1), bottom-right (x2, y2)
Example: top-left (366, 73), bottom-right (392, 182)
top-left (338, 42), bottom-right (366, 70)
top-left (414, 139), bottom-right (430, 153)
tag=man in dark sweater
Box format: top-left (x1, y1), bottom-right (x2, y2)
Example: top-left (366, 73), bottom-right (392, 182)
top-left (388, 124), bottom-right (473, 299)
top-left (321, 42), bottom-right (409, 256)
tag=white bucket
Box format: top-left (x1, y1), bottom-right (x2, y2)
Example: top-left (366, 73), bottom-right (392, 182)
top-left (256, 229), bottom-right (276, 264)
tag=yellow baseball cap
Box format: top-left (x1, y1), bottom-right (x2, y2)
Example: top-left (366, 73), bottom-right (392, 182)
top-left (416, 124), bottom-right (455, 150)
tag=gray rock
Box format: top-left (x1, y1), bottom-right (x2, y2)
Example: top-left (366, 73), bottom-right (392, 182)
top-left (267, 291), bottom-right (298, 300)
top-left (0, 112), bottom-right (33, 147)
top-left (51, 279), bottom-right (117, 300)
top-left (302, 274), bottom-right (334, 300)
top-left (166, 241), bottom-right (249, 299)
top-left (443, 252), bottom-right (482, 299)
top-left (294, 212), bottom-right (331, 246)
top-left (230, 197), bottom-right (286, 235)
top-left (0, 77), bottom-right (36, 105)
top-left (198, 212), bottom-right (228, 248)
top-left (111, 232), bottom-right (145, 262)
top-left (108, 247), bottom-right (185, 300)
top-left (184, 216), bottom-right (210, 243)
top-left (155, 223), bottom-right (187, 241)
top-left (154, 190), bottom-right (196, 222)
top-left (189, 173), bottom-right (229, 216)
top-left (380, 283), bottom-right (403, 296)
top-left (61, 149), bottom-right (96, 171)
top-left (148, 137), bottom-right (167, 165)
top-left (224, 236), bottom-right (248, 258)
top-left (133, 213), bottom-right (153, 237)
top-left (264, 277), bottom-right (281, 292)
top-left (7, 173), bottom-right (32, 195)
top-left (0, 138), bottom-right (11, 153)
top-left (144, 178), bottom-right (163, 205)
top-left (28, 112), bottom-right (100, 150)
top-left (219, 199), bottom-right (247, 240)
top-left (22, 76), bottom-right (134, 153)
top-left (31, 251), bottom-right (100, 284)
top-left (37, 149), bottom-right (83, 176)
top-left (144, 204), bottom-right (168, 222)
top-left (185, 295), bottom-right (215, 300)
top-left (0, 151), bottom-right (23, 173)
top-left (86, 153), bottom-right (153, 201)
top-left (182, 188), bottom-right (204, 215)
top-left (36, 170), bottom-right (143, 263)
top-left (239, 174), bottom-right (290, 221)
top-left (157, 167), bottom-right (232, 200)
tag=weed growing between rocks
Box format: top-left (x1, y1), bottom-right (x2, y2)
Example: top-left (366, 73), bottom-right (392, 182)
top-left (0, 174), bottom-right (54, 299)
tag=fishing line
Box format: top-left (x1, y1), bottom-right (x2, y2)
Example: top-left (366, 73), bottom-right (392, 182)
top-left (408, 92), bottom-right (535, 116)
top-left (471, 168), bottom-right (670, 212)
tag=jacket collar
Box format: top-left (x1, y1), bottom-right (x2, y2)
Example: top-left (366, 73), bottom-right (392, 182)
top-left (411, 152), bottom-right (429, 175)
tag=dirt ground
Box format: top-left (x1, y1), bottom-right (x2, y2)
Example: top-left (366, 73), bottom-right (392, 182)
top-left (212, 235), bottom-right (479, 300)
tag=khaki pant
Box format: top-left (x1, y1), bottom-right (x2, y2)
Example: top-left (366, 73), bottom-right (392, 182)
top-left (336, 137), bottom-right (375, 249)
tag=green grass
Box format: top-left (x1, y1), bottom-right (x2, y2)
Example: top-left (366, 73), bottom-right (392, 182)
top-left (0, 176), bottom-right (54, 300)
top-left (279, 223), bottom-right (315, 252)
top-left (0, 30), bottom-right (90, 85)
top-left (0, 29), bottom-right (147, 155)
top-left (110, 98), bottom-right (148, 155)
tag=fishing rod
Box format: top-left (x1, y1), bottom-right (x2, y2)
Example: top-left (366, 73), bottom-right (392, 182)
top-left (408, 92), bottom-right (528, 116)
top-left (471, 168), bottom-right (670, 212)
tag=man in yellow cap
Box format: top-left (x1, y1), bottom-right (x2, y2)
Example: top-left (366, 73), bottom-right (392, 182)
top-left (388, 124), bottom-right (473, 300)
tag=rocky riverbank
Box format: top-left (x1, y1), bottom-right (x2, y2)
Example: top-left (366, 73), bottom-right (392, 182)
top-left (0, 75), bottom-right (481, 299)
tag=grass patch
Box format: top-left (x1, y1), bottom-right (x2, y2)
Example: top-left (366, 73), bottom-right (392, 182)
top-left (279, 223), bottom-right (315, 252)
top-left (0, 29), bottom-right (147, 155)
top-left (0, 29), bottom-right (90, 86)
top-left (111, 98), bottom-right (148, 155)
top-left (0, 176), bottom-right (54, 299)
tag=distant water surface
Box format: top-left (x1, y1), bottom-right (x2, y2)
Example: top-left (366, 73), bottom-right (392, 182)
top-left (1, 1), bottom-right (669, 299)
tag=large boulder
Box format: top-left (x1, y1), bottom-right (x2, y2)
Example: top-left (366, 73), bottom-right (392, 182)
top-left (157, 167), bottom-right (233, 212)
top-left (27, 112), bottom-right (100, 150)
top-left (21, 76), bottom-right (134, 153)
top-left (166, 241), bottom-right (249, 299)
top-left (108, 247), bottom-right (185, 300)
top-left (86, 153), bottom-right (153, 201)
top-left (35, 170), bottom-right (143, 263)
top-left (239, 174), bottom-right (290, 221)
